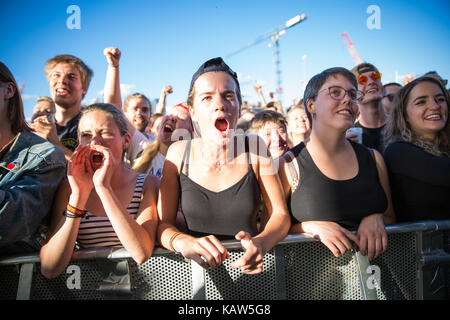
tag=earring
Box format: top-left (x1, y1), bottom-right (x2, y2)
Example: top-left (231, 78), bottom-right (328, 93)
top-left (311, 104), bottom-right (315, 111)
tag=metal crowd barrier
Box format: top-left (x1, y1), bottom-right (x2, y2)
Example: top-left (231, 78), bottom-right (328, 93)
top-left (0, 220), bottom-right (449, 300)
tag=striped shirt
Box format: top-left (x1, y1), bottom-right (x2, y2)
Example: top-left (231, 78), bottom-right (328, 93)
top-left (76, 174), bottom-right (147, 249)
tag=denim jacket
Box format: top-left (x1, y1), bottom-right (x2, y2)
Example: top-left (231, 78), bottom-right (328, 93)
top-left (0, 130), bottom-right (66, 252)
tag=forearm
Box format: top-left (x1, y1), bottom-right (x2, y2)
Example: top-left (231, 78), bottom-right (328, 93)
top-left (155, 93), bottom-right (166, 114)
top-left (103, 65), bottom-right (122, 109)
top-left (40, 193), bottom-right (87, 278)
top-left (254, 212), bottom-right (290, 254)
top-left (96, 186), bottom-right (153, 262)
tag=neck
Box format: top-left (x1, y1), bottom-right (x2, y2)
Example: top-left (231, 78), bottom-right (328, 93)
top-left (307, 125), bottom-right (348, 155)
top-left (199, 137), bottom-right (233, 166)
top-left (291, 132), bottom-right (307, 146)
top-left (55, 104), bottom-right (81, 127)
top-left (358, 100), bottom-right (387, 128)
top-left (159, 140), bottom-right (169, 156)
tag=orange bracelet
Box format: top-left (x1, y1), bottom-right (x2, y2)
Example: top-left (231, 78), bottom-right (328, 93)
top-left (169, 232), bottom-right (182, 252)
top-left (67, 203), bottom-right (87, 216)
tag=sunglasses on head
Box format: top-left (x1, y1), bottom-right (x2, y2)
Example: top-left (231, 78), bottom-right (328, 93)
top-left (357, 71), bottom-right (382, 85)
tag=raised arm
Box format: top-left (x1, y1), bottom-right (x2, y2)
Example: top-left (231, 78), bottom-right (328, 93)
top-left (155, 85), bottom-right (173, 114)
top-left (254, 83), bottom-right (267, 107)
top-left (103, 47), bottom-right (122, 110)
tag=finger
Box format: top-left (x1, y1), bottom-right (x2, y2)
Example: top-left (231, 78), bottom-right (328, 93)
top-left (323, 240), bottom-right (341, 258)
top-left (359, 234), bottom-right (368, 257)
top-left (367, 237), bottom-right (375, 260)
top-left (207, 235), bottom-right (230, 260)
top-left (191, 255), bottom-right (210, 269)
top-left (342, 229), bottom-right (360, 249)
top-left (199, 237), bottom-right (227, 267)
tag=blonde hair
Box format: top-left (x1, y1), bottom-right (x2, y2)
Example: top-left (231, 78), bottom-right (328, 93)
top-left (45, 54), bottom-right (93, 92)
top-left (383, 77), bottom-right (450, 157)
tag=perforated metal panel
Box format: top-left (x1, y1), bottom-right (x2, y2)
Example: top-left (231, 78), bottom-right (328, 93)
top-left (283, 241), bottom-right (361, 300)
top-left (0, 265), bottom-right (20, 299)
top-left (371, 232), bottom-right (418, 300)
top-left (130, 253), bottom-right (192, 300)
top-left (204, 249), bottom-right (278, 300)
top-left (31, 260), bottom-right (106, 300)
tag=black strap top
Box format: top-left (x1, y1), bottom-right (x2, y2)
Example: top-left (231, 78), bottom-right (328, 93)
top-left (288, 141), bottom-right (388, 229)
top-left (179, 136), bottom-right (260, 240)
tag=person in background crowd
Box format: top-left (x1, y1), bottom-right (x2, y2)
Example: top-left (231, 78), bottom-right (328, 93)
top-left (381, 83), bottom-right (402, 115)
top-left (31, 96), bottom-right (56, 124)
top-left (147, 113), bottom-right (164, 138)
top-left (40, 103), bottom-right (159, 278)
top-left (32, 54), bottom-right (93, 160)
top-left (278, 67), bottom-right (395, 260)
top-left (157, 57), bottom-right (290, 273)
top-left (0, 61), bottom-right (66, 254)
top-left (383, 76), bottom-right (450, 222)
top-left (133, 103), bottom-right (193, 179)
top-left (248, 110), bottom-right (288, 160)
top-left (286, 103), bottom-right (311, 148)
top-left (349, 63), bottom-right (387, 152)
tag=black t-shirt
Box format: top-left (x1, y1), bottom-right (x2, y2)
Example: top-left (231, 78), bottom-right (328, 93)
top-left (56, 112), bottom-right (81, 152)
top-left (383, 141), bottom-right (450, 222)
top-left (354, 122), bottom-right (385, 153)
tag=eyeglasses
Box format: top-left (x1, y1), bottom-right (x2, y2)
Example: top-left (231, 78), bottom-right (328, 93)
top-left (383, 94), bottom-right (395, 102)
top-left (319, 86), bottom-right (364, 102)
top-left (357, 71), bottom-right (382, 85)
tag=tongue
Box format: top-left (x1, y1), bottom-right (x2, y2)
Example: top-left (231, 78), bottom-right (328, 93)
top-left (215, 119), bottom-right (228, 132)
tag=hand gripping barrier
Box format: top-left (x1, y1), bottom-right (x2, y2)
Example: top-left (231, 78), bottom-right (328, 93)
top-left (1, 220), bottom-right (449, 300)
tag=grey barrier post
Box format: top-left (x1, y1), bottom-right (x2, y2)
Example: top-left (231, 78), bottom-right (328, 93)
top-left (191, 259), bottom-right (206, 300)
top-left (354, 251), bottom-right (378, 300)
top-left (16, 263), bottom-right (34, 300)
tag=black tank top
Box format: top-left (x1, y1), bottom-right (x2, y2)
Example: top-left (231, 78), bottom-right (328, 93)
top-left (288, 141), bottom-right (387, 229)
top-left (179, 136), bottom-right (260, 240)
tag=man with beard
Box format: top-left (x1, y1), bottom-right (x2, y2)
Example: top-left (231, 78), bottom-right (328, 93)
top-left (32, 55), bottom-right (93, 160)
top-left (350, 63), bottom-right (387, 152)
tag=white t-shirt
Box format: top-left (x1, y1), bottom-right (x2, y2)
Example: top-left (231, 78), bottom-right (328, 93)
top-left (147, 151), bottom-right (165, 179)
top-left (124, 130), bottom-right (154, 168)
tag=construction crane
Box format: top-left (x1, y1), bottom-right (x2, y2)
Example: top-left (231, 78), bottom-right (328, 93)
top-left (341, 32), bottom-right (363, 66)
top-left (226, 14), bottom-right (307, 106)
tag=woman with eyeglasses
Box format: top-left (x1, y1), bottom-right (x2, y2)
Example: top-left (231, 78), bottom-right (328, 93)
top-left (383, 77), bottom-right (450, 222)
top-left (278, 67), bottom-right (396, 260)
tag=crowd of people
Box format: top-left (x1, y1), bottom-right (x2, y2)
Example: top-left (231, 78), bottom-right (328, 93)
top-left (0, 47), bottom-right (448, 278)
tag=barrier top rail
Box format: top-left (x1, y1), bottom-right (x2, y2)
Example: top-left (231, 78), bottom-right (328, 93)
top-left (0, 220), bottom-right (449, 266)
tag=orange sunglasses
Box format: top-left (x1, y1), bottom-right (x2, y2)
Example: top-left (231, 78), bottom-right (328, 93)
top-left (357, 71), bottom-right (382, 85)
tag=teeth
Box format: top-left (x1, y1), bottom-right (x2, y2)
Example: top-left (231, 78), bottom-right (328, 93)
top-left (337, 110), bottom-right (351, 115)
top-left (366, 89), bottom-right (377, 93)
top-left (425, 114), bottom-right (441, 120)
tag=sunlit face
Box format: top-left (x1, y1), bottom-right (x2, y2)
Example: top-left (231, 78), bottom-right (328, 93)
top-left (357, 70), bottom-right (383, 104)
top-left (257, 121), bottom-right (288, 159)
top-left (311, 74), bottom-right (359, 131)
top-left (47, 63), bottom-right (86, 110)
top-left (78, 110), bottom-right (130, 160)
top-left (190, 71), bottom-right (240, 143)
top-left (288, 107), bottom-right (310, 136)
top-left (124, 97), bottom-right (151, 132)
top-left (158, 106), bottom-right (192, 146)
top-left (405, 81), bottom-right (448, 142)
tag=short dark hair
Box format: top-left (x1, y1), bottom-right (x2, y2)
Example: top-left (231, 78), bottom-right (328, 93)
top-left (382, 82), bottom-right (402, 94)
top-left (303, 67), bottom-right (357, 125)
top-left (248, 110), bottom-right (287, 134)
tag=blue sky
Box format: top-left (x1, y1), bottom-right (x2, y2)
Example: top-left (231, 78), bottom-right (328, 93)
top-left (1, 0), bottom-right (449, 119)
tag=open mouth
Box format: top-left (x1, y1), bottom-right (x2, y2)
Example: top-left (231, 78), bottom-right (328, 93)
top-left (215, 118), bottom-right (229, 134)
top-left (89, 151), bottom-right (104, 170)
top-left (56, 88), bottom-right (70, 96)
top-left (163, 124), bottom-right (174, 133)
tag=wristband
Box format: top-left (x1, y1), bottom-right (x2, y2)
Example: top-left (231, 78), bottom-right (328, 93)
top-left (169, 232), bottom-right (182, 253)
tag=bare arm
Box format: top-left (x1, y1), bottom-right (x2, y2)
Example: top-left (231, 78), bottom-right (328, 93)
top-left (103, 47), bottom-right (122, 110)
top-left (155, 85), bottom-right (173, 114)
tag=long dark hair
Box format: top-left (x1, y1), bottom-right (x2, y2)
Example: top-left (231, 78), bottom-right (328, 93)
top-left (0, 61), bottom-right (30, 134)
